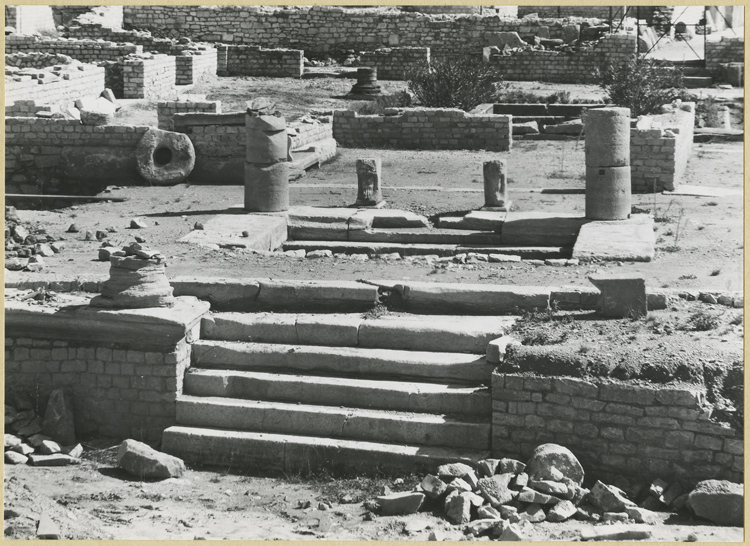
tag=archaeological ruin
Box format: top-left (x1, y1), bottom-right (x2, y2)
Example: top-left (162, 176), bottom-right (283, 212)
top-left (3, 4), bottom-right (745, 541)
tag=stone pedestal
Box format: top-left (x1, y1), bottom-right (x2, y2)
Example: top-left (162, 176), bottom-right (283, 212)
top-left (90, 255), bottom-right (175, 309)
top-left (589, 274), bottom-right (647, 318)
top-left (349, 67), bottom-right (382, 97)
top-left (584, 107), bottom-right (631, 220)
top-left (354, 158), bottom-right (385, 207)
top-left (245, 110), bottom-right (290, 212)
top-left (482, 160), bottom-right (510, 211)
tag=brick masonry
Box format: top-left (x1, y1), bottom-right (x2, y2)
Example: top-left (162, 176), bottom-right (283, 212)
top-left (157, 100), bottom-right (222, 131)
top-left (359, 47), bottom-right (430, 80)
top-left (705, 35), bottom-right (744, 77)
top-left (333, 108), bottom-right (512, 151)
top-left (217, 45), bottom-right (303, 78)
top-left (517, 6), bottom-right (618, 19)
top-left (123, 5), bottom-right (593, 56)
top-left (5, 62), bottom-right (105, 110)
top-left (492, 373), bottom-right (742, 487)
top-left (6, 35), bottom-right (142, 63)
top-left (175, 47), bottom-right (218, 85)
top-left (122, 54), bottom-right (176, 99)
top-left (630, 104), bottom-right (695, 193)
top-left (491, 33), bottom-right (637, 84)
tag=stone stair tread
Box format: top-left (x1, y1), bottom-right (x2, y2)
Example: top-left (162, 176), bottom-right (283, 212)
top-left (183, 368), bottom-right (491, 415)
top-left (176, 395), bottom-right (491, 449)
top-left (161, 426), bottom-right (490, 473)
top-left (282, 240), bottom-right (566, 258)
top-left (191, 340), bottom-right (494, 383)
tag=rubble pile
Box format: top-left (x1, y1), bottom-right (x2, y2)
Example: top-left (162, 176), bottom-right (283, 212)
top-left (371, 443), bottom-right (743, 538)
top-left (5, 206), bottom-right (65, 272)
top-left (5, 389), bottom-right (83, 467)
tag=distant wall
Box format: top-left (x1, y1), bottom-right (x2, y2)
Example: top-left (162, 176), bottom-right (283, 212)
top-left (175, 47), bottom-right (218, 85)
top-left (122, 54), bottom-right (176, 99)
top-left (6, 35), bottom-right (141, 63)
top-left (516, 6), bottom-right (619, 19)
top-left (5, 63), bottom-right (105, 110)
top-left (217, 45), bottom-right (303, 78)
top-left (360, 47), bottom-right (430, 80)
top-left (157, 99), bottom-right (222, 131)
top-left (705, 36), bottom-right (744, 77)
top-left (333, 108), bottom-right (512, 151)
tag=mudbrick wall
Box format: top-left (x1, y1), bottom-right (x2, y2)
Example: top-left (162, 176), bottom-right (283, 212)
top-left (5, 63), bottom-right (105, 110)
top-left (157, 99), bottom-right (222, 131)
top-left (516, 6), bottom-right (618, 19)
top-left (5, 35), bottom-right (142, 63)
top-left (217, 45), bottom-right (303, 78)
top-left (5, 336), bottom-right (190, 446)
top-left (5, 118), bottom-right (149, 195)
top-left (66, 23), bottom-right (179, 54)
top-left (359, 47), bottom-right (430, 80)
top-left (492, 373), bottom-right (742, 487)
top-left (333, 108), bottom-right (512, 151)
top-left (491, 33), bottom-right (637, 84)
top-left (5, 52), bottom-right (74, 69)
top-left (5, 100), bottom-right (53, 118)
top-left (705, 35), bottom-right (745, 76)
top-left (175, 47), bottom-right (218, 85)
top-left (630, 104), bottom-right (695, 193)
top-left (122, 54), bottom-right (176, 99)
top-left (123, 5), bottom-right (587, 56)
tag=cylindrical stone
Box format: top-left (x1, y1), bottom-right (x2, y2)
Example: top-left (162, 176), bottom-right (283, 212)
top-left (355, 158), bottom-right (383, 206)
top-left (244, 162), bottom-right (289, 212)
top-left (585, 166), bottom-right (631, 220)
top-left (584, 107), bottom-right (631, 168)
top-left (483, 160), bottom-right (507, 208)
top-left (246, 114), bottom-right (289, 164)
top-left (91, 257), bottom-right (175, 309)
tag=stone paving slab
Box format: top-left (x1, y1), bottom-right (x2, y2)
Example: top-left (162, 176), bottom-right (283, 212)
top-left (572, 215), bottom-right (655, 262)
top-left (178, 212), bottom-right (288, 251)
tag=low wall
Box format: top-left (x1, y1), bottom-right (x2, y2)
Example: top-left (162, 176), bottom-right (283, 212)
top-left (333, 108), bottom-right (512, 151)
top-left (5, 100), bottom-right (53, 118)
top-left (5, 52), bottom-right (74, 69)
top-left (516, 6), bottom-right (616, 19)
top-left (5, 63), bottom-right (105, 110)
top-left (216, 45), bottom-right (303, 78)
top-left (123, 54), bottom-right (176, 99)
top-left (175, 47), bottom-right (218, 85)
top-left (705, 35), bottom-right (744, 77)
top-left (492, 373), bottom-right (742, 487)
top-left (490, 33), bottom-right (637, 84)
top-left (360, 47), bottom-right (430, 80)
top-left (66, 23), bottom-right (180, 54)
top-left (5, 297), bottom-right (208, 446)
top-left (630, 104), bottom-right (695, 193)
top-left (6, 35), bottom-right (142, 63)
top-left (5, 118), bottom-right (149, 195)
top-left (157, 99), bottom-right (222, 131)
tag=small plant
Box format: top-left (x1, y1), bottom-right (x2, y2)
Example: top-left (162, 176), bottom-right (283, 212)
top-left (362, 303), bottom-right (390, 320)
top-left (679, 274), bottom-right (697, 280)
top-left (405, 57), bottom-right (503, 111)
top-left (704, 201), bottom-right (719, 207)
top-left (597, 56), bottom-right (686, 117)
top-left (522, 330), bottom-right (568, 346)
top-left (710, 268), bottom-right (721, 276)
top-left (684, 310), bottom-right (721, 331)
top-left (729, 313), bottom-right (743, 326)
top-left (578, 344), bottom-right (592, 354)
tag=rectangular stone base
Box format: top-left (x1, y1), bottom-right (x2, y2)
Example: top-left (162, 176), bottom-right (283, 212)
top-left (352, 200), bottom-right (387, 209)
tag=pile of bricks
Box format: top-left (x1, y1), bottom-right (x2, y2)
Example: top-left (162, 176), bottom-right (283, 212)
top-left (174, 46), bottom-right (218, 85)
top-left (705, 35), bottom-right (744, 81)
top-left (5, 51), bottom-right (74, 69)
top-left (333, 108), bottom-right (512, 151)
top-left (157, 98), bottom-right (221, 131)
top-left (359, 47), bottom-right (430, 80)
top-left (5, 63), bottom-right (105, 110)
top-left (217, 45), bottom-right (303, 78)
top-left (6, 35), bottom-right (142, 64)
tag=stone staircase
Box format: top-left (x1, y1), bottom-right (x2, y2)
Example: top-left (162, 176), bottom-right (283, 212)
top-left (674, 59), bottom-right (714, 88)
top-left (162, 312), bottom-right (516, 474)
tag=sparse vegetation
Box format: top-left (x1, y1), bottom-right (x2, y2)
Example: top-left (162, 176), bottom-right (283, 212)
top-left (683, 310), bottom-right (721, 331)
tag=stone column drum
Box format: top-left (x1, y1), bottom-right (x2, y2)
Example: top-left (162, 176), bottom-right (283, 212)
top-left (483, 159), bottom-right (510, 210)
top-left (349, 67), bottom-right (382, 97)
top-left (354, 158), bottom-right (384, 207)
top-left (584, 107), bottom-right (631, 221)
top-left (244, 110), bottom-right (289, 212)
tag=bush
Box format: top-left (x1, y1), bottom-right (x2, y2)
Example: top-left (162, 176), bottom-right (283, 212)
top-left (405, 57), bottom-right (504, 111)
top-left (596, 56), bottom-right (686, 117)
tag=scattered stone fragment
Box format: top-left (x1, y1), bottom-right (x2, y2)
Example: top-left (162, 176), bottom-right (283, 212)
top-left (193, 222), bottom-right (204, 230)
top-left (660, 482), bottom-right (684, 507)
top-left (36, 513), bottom-right (61, 540)
top-left (625, 506), bottom-right (660, 524)
top-left (497, 458), bottom-right (526, 475)
top-left (129, 218), bottom-right (148, 229)
top-left (376, 491), bottom-right (424, 516)
top-left (512, 472), bottom-right (528, 489)
top-left (671, 493), bottom-right (689, 511)
top-left (528, 478), bottom-right (569, 497)
top-left (307, 249), bottom-right (333, 259)
top-left (116, 439), bottom-right (185, 480)
top-left (5, 258), bottom-right (28, 271)
top-left (25, 256), bottom-right (45, 271)
top-left (4, 433), bottom-right (22, 449)
top-left (526, 444), bottom-right (584, 485)
top-left (421, 474), bottom-right (448, 499)
top-left (580, 526), bottom-right (651, 541)
top-left (41, 389), bottom-right (76, 446)
top-left (50, 242), bottom-right (65, 253)
top-left (547, 500), bottom-right (577, 522)
top-left (444, 491), bottom-right (472, 525)
top-left (602, 511), bottom-right (629, 522)
top-left (465, 518), bottom-right (501, 536)
top-left (477, 458), bottom-right (500, 477)
top-left (588, 481), bottom-right (635, 513)
top-left (499, 505), bottom-right (518, 518)
top-left (11, 443), bottom-right (35, 456)
top-left (687, 480), bottom-right (743, 527)
top-left (477, 505), bottom-right (502, 520)
top-left (428, 530), bottom-right (445, 541)
top-left (520, 503), bottom-right (546, 523)
top-left (27, 453), bottom-right (80, 466)
top-left (5, 451), bottom-right (28, 465)
top-left (35, 243), bottom-right (55, 257)
top-left (518, 487), bottom-right (560, 505)
top-left (284, 249), bottom-right (306, 258)
top-left (575, 503), bottom-right (600, 521)
top-left (27, 434), bottom-right (52, 448)
top-left (446, 477), bottom-right (473, 493)
top-left (489, 254), bottom-right (522, 262)
top-left (437, 462), bottom-right (474, 478)
top-left (39, 440), bottom-right (62, 455)
top-left (64, 444), bottom-right (84, 459)
top-left (477, 474), bottom-right (515, 507)
top-left (498, 523), bottom-right (527, 541)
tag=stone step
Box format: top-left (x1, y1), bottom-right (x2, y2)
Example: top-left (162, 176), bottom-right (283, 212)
top-left (191, 340), bottom-right (494, 384)
top-left (282, 240), bottom-right (566, 259)
top-left (176, 395), bottom-right (491, 450)
top-left (183, 368), bottom-right (491, 415)
top-left (161, 426), bottom-right (490, 474)
top-left (201, 313), bottom-right (515, 354)
top-left (289, 225), bottom-right (504, 245)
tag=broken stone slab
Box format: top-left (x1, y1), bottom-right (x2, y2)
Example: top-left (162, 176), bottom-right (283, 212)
top-left (496, 458), bottom-right (526, 474)
top-left (477, 505), bottom-right (502, 520)
top-left (513, 121), bottom-right (539, 135)
top-left (437, 462), bottom-right (475, 479)
top-left (498, 522), bottom-right (527, 541)
top-left (5, 451), bottom-right (28, 465)
top-left (588, 481), bottom-right (636, 513)
top-left (687, 480), bottom-right (743, 527)
top-left (64, 444), bottom-right (84, 458)
top-left (36, 513), bottom-right (61, 539)
top-left (625, 506), bottom-right (660, 524)
top-left (12, 443), bottom-right (35, 456)
top-left (544, 119), bottom-right (583, 135)
top-left (512, 472), bottom-right (528, 489)
top-left (444, 490), bottom-right (472, 525)
top-left (351, 209), bottom-right (429, 229)
top-left (519, 503), bottom-right (546, 523)
top-left (588, 274), bottom-right (647, 319)
top-left (376, 491), bottom-right (425, 516)
top-left (421, 474), bottom-right (448, 499)
top-left (580, 526), bottom-right (652, 541)
top-left (501, 211), bottom-right (588, 247)
top-left (488, 254), bottom-right (522, 262)
top-left (39, 440), bottom-right (62, 455)
top-left (117, 439), bottom-right (185, 480)
top-left (477, 473), bottom-right (515, 506)
top-left (446, 477), bottom-right (473, 493)
top-left (465, 518), bottom-right (502, 536)
top-left (27, 453), bottom-right (80, 466)
top-left (528, 478), bottom-right (569, 497)
top-left (41, 388), bottom-right (76, 446)
top-left (572, 216), bottom-right (655, 262)
top-left (5, 433), bottom-right (22, 449)
top-left (526, 443), bottom-right (584, 486)
top-left (547, 499), bottom-right (577, 522)
top-left (517, 487), bottom-right (560, 505)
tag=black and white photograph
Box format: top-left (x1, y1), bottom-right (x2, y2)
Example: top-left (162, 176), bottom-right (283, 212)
top-left (3, 3), bottom-right (744, 541)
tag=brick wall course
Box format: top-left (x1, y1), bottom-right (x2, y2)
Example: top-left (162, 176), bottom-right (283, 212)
top-left (360, 47), bottom-right (430, 80)
top-left (6, 35), bottom-right (142, 63)
top-left (492, 372), bottom-right (741, 487)
top-left (123, 54), bottom-right (176, 99)
top-left (705, 35), bottom-right (744, 76)
top-left (516, 6), bottom-right (617, 19)
top-left (217, 45), bottom-right (303, 78)
top-left (5, 63), bottom-right (105, 110)
top-left (333, 108), bottom-right (512, 151)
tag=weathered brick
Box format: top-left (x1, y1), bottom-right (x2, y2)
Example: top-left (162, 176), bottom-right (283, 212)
top-left (637, 416), bottom-right (680, 428)
top-left (664, 430), bottom-right (695, 449)
top-left (599, 383), bottom-right (656, 405)
top-left (544, 392), bottom-right (571, 405)
top-left (552, 376), bottom-right (598, 397)
top-left (694, 434), bottom-right (723, 451)
top-left (591, 413), bottom-right (636, 426)
top-left (604, 403), bottom-right (644, 417)
top-left (96, 347), bottom-right (112, 361)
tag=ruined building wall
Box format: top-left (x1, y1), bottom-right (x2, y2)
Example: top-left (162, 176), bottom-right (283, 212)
top-left (123, 5), bottom-right (583, 56)
top-left (157, 99), bottom-right (222, 131)
top-left (216, 45), bottom-right (303, 78)
top-left (516, 6), bottom-right (618, 19)
top-left (6, 35), bottom-right (142, 63)
top-left (359, 47), bottom-right (430, 80)
top-left (122, 55), bottom-right (176, 99)
top-left (5, 64), bottom-right (105, 110)
top-left (491, 33), bottom-right (637, 84)
top-left (705, 35), bottom-right (745, 76)
top-left (175, 48), bottom-right (218, 85)
top-left (333, 108), bottom-right (512, 151)
top-left (66, 23), bottom-right (178, 54)
top-left (492, 373), bottom-right (742, 487)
